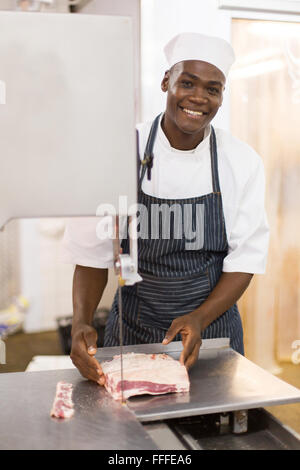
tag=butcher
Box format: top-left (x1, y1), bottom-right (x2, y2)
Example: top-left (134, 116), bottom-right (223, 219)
top-left (63, 33), bottom-right (269, 386)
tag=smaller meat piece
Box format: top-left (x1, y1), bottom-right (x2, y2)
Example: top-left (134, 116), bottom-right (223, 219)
top-left (50, 381), bottom-right (74, 419)
top-left (101, 353), bottom-right (190, 401)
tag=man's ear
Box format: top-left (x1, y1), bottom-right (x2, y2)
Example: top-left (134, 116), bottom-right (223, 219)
top-left (219, 86), bottom-right (225, 107)
top-left (161, 70), bottom-right (170, 93)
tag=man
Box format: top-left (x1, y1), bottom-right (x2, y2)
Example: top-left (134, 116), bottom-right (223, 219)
top-left (63, 33), bottom-right (269, 385)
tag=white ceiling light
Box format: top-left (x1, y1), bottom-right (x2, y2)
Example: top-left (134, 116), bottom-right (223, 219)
top-left (249, 22), bottom-right (300, 38)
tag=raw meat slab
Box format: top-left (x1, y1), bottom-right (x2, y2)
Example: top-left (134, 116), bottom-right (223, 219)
top-left (101, 352), bottom-right (190, 401)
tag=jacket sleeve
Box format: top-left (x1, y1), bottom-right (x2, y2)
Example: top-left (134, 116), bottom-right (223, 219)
top-left (222, 156), bottom-right (270, 274)
top-left (61, 216), bottom-right (120, 268)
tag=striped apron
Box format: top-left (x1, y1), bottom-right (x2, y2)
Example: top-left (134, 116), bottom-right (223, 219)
top-left (104, 115), bottom-right (244, 355)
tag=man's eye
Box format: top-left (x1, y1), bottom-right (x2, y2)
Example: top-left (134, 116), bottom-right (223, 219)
top-left (208, 87), bottom-right (219, 94)
top-left (181, 81), bottom-right (193, 88)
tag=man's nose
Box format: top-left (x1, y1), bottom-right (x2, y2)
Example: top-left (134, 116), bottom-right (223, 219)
top-left (188, 88), bottom-right (208, 104)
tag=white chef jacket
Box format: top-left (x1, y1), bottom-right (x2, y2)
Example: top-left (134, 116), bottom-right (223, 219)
top-left (62, 116), bottom-right (269, 274)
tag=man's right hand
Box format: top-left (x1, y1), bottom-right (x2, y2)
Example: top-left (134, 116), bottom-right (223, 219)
top-left (70, 324), bottom-right (105, 385)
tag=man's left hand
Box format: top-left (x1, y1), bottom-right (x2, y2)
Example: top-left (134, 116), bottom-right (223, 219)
top-left (162, 312), bottom-right (203, 370)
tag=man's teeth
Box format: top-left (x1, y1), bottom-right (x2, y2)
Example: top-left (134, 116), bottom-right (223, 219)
top-left (182, 108), bottom-right (203, 116)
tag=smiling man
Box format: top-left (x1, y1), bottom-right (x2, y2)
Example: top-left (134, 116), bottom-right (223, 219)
top-left (64, 33), bottom-right (269, 384)
top-left (161, 61), bottom-right (225, 149)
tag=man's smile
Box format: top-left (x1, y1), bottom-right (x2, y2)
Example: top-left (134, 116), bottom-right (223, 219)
top-left (179, 106), bottom-right (208, 118)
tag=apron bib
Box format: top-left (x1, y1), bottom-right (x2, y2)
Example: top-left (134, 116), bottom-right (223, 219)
top-left (104, 114), bottom-right (244, 355)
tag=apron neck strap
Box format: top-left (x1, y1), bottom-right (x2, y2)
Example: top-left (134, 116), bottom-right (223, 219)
top-left (209, 127), bottom-right (221, 193)
top-left (140, 113), bottom-right (161, 182)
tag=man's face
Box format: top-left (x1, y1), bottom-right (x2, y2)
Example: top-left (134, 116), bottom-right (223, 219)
top-left (161, 60), bottom-right (225, 137)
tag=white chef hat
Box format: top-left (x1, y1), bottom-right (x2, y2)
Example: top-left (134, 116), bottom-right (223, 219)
top-left (164, 32), bottom-right (235, 78)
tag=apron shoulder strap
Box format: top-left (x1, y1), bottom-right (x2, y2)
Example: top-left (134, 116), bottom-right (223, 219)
top-left (210, 126), bottom-right (221, 193)
top-left (140, 113), bottom-right (161, 182)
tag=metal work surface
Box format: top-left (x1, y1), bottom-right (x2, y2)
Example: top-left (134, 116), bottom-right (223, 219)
top-left (1, 339), bottom-right (300, 450)
top-left (0, 369), bottom-right (157, 450)
top-left (96, 340), bottom-right (300, 422)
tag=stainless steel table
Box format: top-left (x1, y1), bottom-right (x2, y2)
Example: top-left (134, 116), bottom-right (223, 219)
top-left (1, 339), bottom-right (300, 450)
top-left (98, 340), bottom-right (300, 422)
top-left (0, 368), bottom-right (157, 450)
